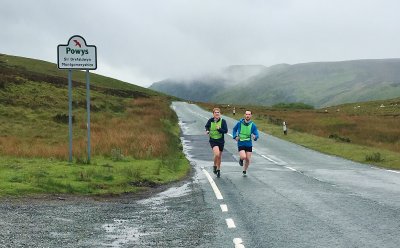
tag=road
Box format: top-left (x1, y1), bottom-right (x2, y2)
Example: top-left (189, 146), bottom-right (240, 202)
top-left (1, 101), bottom-right (399, 247)
top-left (173, 101), bottom-right (400, 248)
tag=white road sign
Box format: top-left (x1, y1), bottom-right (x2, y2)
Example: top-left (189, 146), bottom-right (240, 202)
top-left (57, 35), bottom-right (97, 70)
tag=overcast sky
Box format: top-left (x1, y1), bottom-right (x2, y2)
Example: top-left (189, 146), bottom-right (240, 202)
top-left (1, 0), bottom-right (399, 87)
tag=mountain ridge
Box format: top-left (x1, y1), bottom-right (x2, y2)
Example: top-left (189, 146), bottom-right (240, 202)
top-left (149, 58), bottom-right (400, 108)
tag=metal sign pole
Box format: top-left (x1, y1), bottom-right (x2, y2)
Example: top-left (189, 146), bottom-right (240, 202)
top-left (86, 70), bottom-right (91, 163)
top-left (68, 69), bottom-right (73, 163)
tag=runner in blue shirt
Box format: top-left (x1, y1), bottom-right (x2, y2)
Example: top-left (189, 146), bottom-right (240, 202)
top-left (232, 110), bottom-right (259, 176)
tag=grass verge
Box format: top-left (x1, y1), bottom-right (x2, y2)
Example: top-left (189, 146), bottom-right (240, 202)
top-left (0, 155), bottom-right (189, 197)
top-left (257, 120), bottom-right (400, 170)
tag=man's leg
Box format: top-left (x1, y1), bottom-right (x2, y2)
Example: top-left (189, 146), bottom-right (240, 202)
top-left (213, 146), bottom-right (223, 177)
top-left (211, 145), bottom-right (218, 174)
top-left (243, 151), bottom-right (252, 171)
top-left (213, 146), bottom-right (221, 168)
top-left (239, 150), bottom-right (247, 161)
top-left (238, 149), bottom-right (245, 167)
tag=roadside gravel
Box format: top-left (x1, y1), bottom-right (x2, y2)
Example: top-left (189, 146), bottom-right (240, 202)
top-left (0, 177), bottom-right (221, 248)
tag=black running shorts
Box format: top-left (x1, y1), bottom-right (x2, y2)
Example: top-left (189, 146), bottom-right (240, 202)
top-left (210, 141), bottom-right (224, 152)
top-left (238, 146), bottom-right (252, 152)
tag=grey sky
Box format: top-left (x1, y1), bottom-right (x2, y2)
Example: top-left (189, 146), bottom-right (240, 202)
top-left (1, 0), bottom-right (399, 87)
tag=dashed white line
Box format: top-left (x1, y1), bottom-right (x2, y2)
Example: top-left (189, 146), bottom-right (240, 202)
top-left (226, 218), bottom-right (236, 228)
top-left (186, 108), bottom-right (208, 120)
top-left (201, 160), bottom-right (245, 246)
top-left (285, 166), bottom-right (297, 171)
top-left (233, 238), bottom-right (245, 248)
top-left (261, 154), bottom-right (279, 164)
top-left (220, 204), bottom-right (228, 212)
top-left (202, 169), bottom-right (223, 200)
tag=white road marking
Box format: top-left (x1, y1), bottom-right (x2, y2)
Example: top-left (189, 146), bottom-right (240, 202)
top-left (371, 166), bottom-right (400, 174)
top-left (233, 238), bottom-right (245, 248)
top-left (260, 154), bottom-right (288, 165)
top-left (226, 218), bottom-right (236, 228)
top-left (202, 169), bottom-right (223, 200)
top-left (220, 204), bottom-right (228, 212)
top-left (261, 154), bottom-right (279, 164)
top-left (285, 166), bottom-right (297, 171)
top-left (186, 108), bottom-right (208, 120)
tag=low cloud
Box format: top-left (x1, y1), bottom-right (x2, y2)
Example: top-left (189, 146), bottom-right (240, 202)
top-left (1, 0), bottom-right (400, 86)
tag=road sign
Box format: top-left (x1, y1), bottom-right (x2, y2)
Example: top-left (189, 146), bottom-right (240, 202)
top-left (57, 35), bottom-right (97, 70)
top-left (57, 35), bottom-right (96, 163)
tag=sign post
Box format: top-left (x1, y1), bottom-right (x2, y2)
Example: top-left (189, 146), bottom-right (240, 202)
top-left (68, 69), bottom-right (73, 162)
top-left (86, 70), bottom-right (91, 162)
top-left (57, 35), bottom-right (97, 163)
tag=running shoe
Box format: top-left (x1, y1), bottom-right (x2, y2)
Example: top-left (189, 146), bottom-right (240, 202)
top-left (216, 170), bottom-right (221, 178)
top-left (213, 166), bottom-right (217, 174)
top-left (239, 159), bottom-right (243, 166)
top-left (242, 171), bottom-right (247, 177)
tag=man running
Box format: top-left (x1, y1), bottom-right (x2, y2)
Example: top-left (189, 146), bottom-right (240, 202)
top-left (232, 110), bottom-right (259, 176)
top-left (205, 108), bottom-right (228, 178)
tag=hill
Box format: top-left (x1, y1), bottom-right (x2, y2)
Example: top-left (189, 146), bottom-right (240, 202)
top-left (150, 65), bottom-right (266, 102)
top-left (0, 53), bottom-right (181, 159)
top-left (0, 53), bottom-right (188, 196)
top-left (150, 59), bottom-right (400, 108)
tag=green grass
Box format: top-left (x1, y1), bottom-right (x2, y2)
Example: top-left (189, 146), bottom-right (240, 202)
top-left (0, 156), bottom-right (189, 197)
top-left (256, 117), bottom-right (400, 170)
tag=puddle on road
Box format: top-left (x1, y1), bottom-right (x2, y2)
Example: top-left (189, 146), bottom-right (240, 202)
top-left (178, 120), bottom-right (190, 135)
top-left (180, 137), bottom-right (195, 161)
top-left (101, 219), bottom-right (161, 248)
top-left (138, 182), bottom-right (191, 206)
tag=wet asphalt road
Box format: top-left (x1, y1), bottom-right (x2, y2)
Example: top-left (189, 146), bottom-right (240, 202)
top-left (173, 102), bottom-right (400, 248)
top-left (1, 101), bottom-right (400, 247)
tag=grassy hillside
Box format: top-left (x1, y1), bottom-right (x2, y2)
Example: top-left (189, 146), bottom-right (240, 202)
top-left (219, 59), bottom-right (400, 107)
top-left (0, 54), bottom-right (188, 197)
top-left (150, 78), bottom-right (224, 102)
top-left (150, 59), bottom-right (400, 108)
top-left (1, 54), bottom-right (159, 93)
top-left (149, 65), bottom-right (267, 102)
top-left (199, 97), bottom-right (400, 169)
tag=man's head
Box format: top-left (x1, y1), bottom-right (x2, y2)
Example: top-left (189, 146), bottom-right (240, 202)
top-left (213, 108), bottom-right (221, 119)
top-left (244, 110), bottom-right (252, 121)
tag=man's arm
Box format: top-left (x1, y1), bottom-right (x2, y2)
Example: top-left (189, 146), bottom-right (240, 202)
top-left (205, 119), bottom-right (211, 135)
top-left (205, 119), bottom-right (211, 131)
top-left (218, 119), bottom-right (228, 134)
top-left (252, 123), bottom-right (259, 141)
top-left (232, 122), bottom-right (239, 139)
